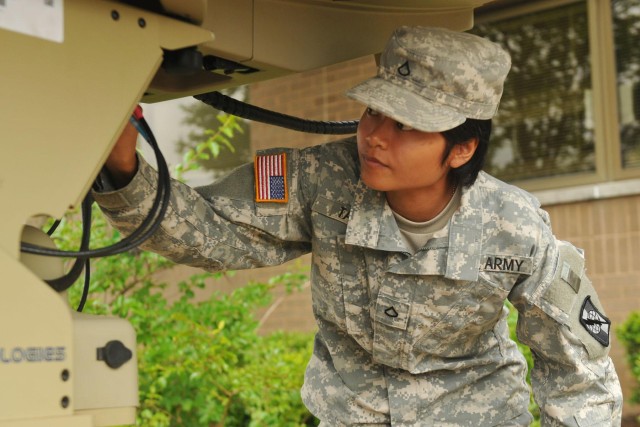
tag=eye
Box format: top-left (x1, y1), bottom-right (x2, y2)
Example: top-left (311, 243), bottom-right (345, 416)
top-left (366, 107), bottom-right (380, 116)
top-left (396, 121), bottom-right (414, 131)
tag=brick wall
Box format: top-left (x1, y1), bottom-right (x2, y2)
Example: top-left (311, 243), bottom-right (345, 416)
top-left (546, 196), bottom-right (640, 413)
top-left (247, 57), bottom-right (640, 419)
top-left (250, 55), bottom-right (376, 151)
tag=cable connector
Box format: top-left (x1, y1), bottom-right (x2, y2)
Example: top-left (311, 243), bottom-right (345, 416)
top-left (129, 105), bottom-right (151, 142)
top-left (132, 104), bottom-right (144, 120)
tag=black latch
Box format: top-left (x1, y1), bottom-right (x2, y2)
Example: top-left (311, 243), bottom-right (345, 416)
top-left (97, 340), bottom-right (133, 369)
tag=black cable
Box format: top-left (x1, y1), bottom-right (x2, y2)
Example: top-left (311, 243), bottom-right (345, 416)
top-left (47, 219), bottom-right (61, 236)
top-left (76, 259), bottom-right (90, 312)
top-left (20, 115), bottom-right (171, 258)
top-left (194, 91), bottom-right (359, 135)
top-left (44, 193), bottom-right (93, 292)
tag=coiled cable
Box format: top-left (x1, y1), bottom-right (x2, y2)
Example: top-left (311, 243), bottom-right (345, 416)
top-left (20, 115), bottom-right (171, 259)
top-left (195, 91), bottom-right (359, 135)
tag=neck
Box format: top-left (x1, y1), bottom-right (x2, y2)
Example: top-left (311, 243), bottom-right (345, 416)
top-left (386, 179), bottom-right (457, 222)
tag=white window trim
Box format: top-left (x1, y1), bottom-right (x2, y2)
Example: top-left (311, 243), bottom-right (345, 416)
top-left (533, 177), bottom-right (640, 206)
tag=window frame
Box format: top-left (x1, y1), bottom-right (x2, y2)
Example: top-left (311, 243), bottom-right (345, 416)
top-left (474, 0), bottom-right (640, 192)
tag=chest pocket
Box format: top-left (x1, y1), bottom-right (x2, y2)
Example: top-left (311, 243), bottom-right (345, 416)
top-left (408, 274), bottom-right (510, 361)
top-left (338, 239), bottom-right (375, 352)
top-left (309, 196), bottom-right (354, 329)
top-left (378, 247), bottom-right (518, 368)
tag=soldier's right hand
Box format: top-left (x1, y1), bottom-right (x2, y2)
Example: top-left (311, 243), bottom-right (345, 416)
top-left (105, 117), bottom-right (139, 189)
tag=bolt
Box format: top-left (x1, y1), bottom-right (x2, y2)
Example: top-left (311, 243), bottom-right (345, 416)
top-left (138, 18), bottom-right (146, 28)
top-left (111, 10), bottom-right (119, 21)
top-left (61, 396), bottom-right (70, 409)
top-left (61, 369), bottom-right (70, 382)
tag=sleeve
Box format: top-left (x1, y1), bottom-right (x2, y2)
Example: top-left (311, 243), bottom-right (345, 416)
top-left (91, 148), bottom-right (314, 272)
top-left (508, 231), bottom-right (623, 426)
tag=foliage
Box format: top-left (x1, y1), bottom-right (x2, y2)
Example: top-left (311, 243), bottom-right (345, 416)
top-left (617, 311), bottom-right (640, 404)
top-left (173, 91), bottom-right (252, 181)
top-left (506, 302), bottom-right (541, 426)
top-left (129, 273), bottom-right (316, 427)
top-left (173, 111), bottom-right (246, 181)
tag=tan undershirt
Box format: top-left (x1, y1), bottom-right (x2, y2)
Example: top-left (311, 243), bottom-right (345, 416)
top-left (391, 186), bottom-right (462, 254)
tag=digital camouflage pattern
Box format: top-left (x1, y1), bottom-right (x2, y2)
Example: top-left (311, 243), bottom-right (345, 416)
top-left (346, 26), bottom-right (511, 133)
top-left (94, 138), bottom-right (622, 426)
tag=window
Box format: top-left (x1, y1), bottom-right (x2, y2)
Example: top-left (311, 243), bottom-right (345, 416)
top-left (614, 0), bottom-right (640, 169)
top-left (473, 0), bottom-right (640, 190)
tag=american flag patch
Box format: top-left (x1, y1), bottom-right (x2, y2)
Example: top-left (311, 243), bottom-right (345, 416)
top-left (255, 153), bottom-right (288, 203)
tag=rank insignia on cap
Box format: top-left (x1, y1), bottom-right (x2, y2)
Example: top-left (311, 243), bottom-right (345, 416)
top-left (579, 296), bottom-right (611, 347)
top-left (255, 153), bottom-right (288, 203)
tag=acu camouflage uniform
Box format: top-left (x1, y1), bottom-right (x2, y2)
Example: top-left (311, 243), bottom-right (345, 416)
top-left (94, 26), bottom-right (622, 426)
top-left (94, 138), bottom-right (622, 426)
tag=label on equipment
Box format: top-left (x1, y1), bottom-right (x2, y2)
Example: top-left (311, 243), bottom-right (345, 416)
top-left (0, 0), bottom-right (64, 43)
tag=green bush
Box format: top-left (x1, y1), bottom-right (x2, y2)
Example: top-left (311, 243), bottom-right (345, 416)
top-left (128, 274), bottom-right (318, 427)
top-left (617, 311), bottom-right (640, 405)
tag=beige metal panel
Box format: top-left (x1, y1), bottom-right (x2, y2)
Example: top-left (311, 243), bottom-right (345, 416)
top-left (0, 416), bottom-right (93, 427)
top-left (0, 1), bottom-right (211, 425)
top-left (72, 312), bottom-right (138, 427)
top-left (251, 0), bottom-right (478, 72)
top-left (0, 248), bottom-right (76, 421)
top-left (0, 0), bottom-right (213, 258)
top-left (199, 0), bottom-right (254, 62)
top-left (160, 0), bottom-right (208, 24)
top-left (144, 0), bottom-right (494, 101)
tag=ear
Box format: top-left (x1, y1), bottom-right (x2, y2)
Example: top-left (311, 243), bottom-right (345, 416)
top-left (448, 138), bottom-right (479, 169)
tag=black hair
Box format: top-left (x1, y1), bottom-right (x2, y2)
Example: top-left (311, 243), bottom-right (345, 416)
top-left (441, 118), bottom-right (492, 188)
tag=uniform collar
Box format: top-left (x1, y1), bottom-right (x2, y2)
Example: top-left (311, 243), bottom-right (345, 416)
top-left (445, 178), bottom-right (484, 281)
top-left (345, 180), bottom-right (406, 253)
top-left (344, 176), bottom-right (485, 281)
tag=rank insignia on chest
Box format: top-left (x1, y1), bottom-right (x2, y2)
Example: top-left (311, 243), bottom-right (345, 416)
top-left (255, 153), bottom-right (288, 203)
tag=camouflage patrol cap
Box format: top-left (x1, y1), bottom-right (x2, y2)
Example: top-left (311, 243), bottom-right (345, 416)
top-left (346, 26), bottom-right (511, 132)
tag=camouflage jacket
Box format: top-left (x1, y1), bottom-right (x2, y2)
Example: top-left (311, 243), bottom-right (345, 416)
top-left (94, 137), bottom-right (622, 426)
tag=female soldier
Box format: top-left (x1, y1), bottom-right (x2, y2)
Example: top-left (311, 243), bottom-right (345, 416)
top-left (94, 26), bottom-right (622, 426)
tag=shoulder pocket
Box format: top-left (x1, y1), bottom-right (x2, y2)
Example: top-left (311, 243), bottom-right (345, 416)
top-left (541, 241), bottom-right (611, 359)
top-left (312, 196), bottom-right (351, 224)
top-left (310, 196), bottom-right (351, 238)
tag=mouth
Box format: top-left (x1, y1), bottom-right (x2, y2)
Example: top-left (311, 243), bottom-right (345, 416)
top-left (360, 153), bottom-right (388, 168)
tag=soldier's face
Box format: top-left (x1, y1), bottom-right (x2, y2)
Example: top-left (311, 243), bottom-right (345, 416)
top-left (357, 108), bottom-right (451, 195)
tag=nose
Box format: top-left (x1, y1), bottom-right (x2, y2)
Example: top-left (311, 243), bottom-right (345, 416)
top-left (364, 116), bottom-right (394, 149)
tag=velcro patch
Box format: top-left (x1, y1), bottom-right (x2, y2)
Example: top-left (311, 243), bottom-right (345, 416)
top-left (580, 296), bottom-right (611, 347)
top-left (255, 153), bottom-right (288, 203)
top-left (481, 254), bottom-right (532, 275)
top-left (561, 261), bottom-right (581, 293)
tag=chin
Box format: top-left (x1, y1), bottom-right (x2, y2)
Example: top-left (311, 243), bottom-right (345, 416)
top-left (360, 174), bottom-right (388, 192)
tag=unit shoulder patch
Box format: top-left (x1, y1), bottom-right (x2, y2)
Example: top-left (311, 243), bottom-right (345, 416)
top-left (255, 153), bottom-right (288, 203)
top-left (580, 296), bottom-right (611, 347)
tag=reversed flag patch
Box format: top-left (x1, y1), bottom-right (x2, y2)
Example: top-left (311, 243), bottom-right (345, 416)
top-left (580, 296), bottom-right (611, 347)
top-left (255, 153), bottom-right (288, 203)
